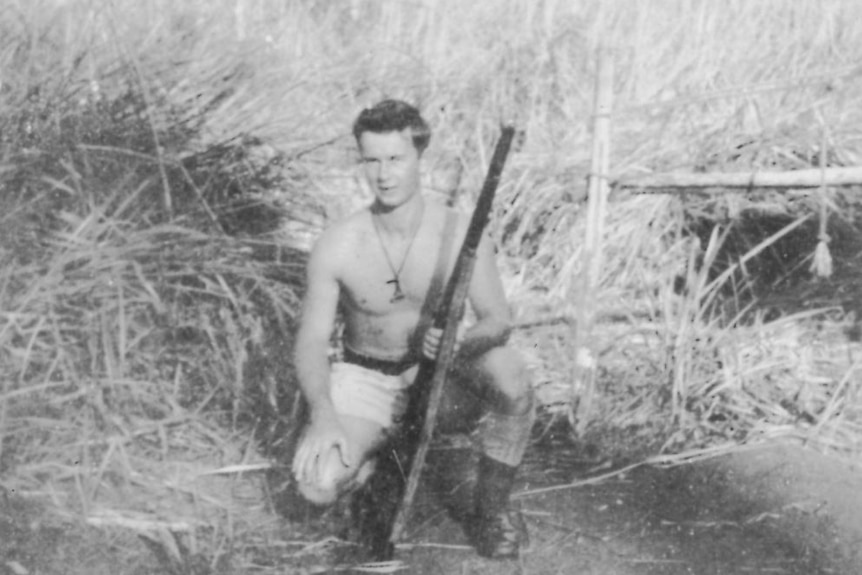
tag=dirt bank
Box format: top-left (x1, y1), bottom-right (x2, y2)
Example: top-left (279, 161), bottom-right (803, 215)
top-left (721, 441), bottom-right (862, 573)
top-left (375, 438), bottom-right (862, 574)
top-left (2, 437), bottom-right (861, 574)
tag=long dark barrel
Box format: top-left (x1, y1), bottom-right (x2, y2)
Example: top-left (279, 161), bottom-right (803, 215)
top-left (380, 125), bottom-right (516, 558)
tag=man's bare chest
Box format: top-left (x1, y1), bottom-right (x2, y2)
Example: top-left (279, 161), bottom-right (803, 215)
top-left (339, 232), bottom-right (449, 314)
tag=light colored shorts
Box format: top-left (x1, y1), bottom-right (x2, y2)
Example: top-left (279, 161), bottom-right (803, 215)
top-left (329, 361), bottom-right (415, 429)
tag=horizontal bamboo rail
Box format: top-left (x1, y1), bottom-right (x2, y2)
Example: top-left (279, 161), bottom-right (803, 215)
top-left (615, 166), bottom-right (862, 191)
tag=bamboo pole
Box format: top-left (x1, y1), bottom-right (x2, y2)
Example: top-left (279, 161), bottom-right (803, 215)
top-left (616, 166), bottom-right (862, 191)
top-left (571, 47), bottom-right (613, 434)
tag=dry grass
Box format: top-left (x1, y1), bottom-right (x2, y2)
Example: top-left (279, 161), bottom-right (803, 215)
top-left (3, 0), bottom-right (862, 571)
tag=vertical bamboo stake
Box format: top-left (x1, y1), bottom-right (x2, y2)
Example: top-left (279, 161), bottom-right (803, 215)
top-left (234, 0), bottom-right (246, 41)
top-left (571, 47), bottom-right (613, 434)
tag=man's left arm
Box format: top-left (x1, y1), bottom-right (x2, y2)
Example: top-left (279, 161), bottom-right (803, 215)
top-left (421, 230), bottom-right (512, 361)
top-left (457, 230), bottom-right (513, 358)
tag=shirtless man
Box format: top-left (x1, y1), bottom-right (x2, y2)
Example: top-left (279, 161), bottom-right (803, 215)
top-left (291, 99), bottom-right (534, 559)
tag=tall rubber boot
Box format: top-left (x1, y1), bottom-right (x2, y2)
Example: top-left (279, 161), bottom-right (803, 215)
top-left (470, 454), bottom-right (527, 559)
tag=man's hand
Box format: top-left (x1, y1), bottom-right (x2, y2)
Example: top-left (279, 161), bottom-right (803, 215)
top-left (422, 325), bottom-right (465, 360)
top-left (292, 412), bottom-right (352, 484)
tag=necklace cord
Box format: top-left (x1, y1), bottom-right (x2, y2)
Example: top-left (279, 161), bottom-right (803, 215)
top-left (371, 204), bottom-right (424, 300)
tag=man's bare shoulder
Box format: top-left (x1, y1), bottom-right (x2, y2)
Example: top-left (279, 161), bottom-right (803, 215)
top-left (424, 200), bottom-right (468, 233)
top-left (431, 201), bottom-right (500, 256)
top-left (304, 211), bottom-right (371, 283)
top-left (311, 209), bottom-right (371, 255)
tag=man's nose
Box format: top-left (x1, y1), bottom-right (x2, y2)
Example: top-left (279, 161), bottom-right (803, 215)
top-left (377, 160), bottom-right (392, 182)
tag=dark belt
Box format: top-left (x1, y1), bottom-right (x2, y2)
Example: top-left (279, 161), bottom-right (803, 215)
top-left (342, 347), bottom-right (419, 376)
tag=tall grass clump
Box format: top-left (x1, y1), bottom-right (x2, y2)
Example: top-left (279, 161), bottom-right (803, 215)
top-left (0, 1), bottom-right (323, 568)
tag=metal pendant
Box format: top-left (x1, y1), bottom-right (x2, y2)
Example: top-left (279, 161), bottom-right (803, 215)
top-left (387, 278), bottom-right (405, 303)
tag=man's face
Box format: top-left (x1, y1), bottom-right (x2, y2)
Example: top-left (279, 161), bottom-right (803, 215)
top-left (358, 129), bottom-right (421, 210)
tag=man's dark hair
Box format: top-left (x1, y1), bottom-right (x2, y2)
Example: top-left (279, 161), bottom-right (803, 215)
top-left (352, 99), bottom-right (431, 154)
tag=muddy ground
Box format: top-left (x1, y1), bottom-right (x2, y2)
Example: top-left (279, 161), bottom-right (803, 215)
top-left (1, 432), bottom-right (861, 574)
top-left (230, 429), bottom-right (862, 574)
top-left (299, 435), bottom-right (862, 575)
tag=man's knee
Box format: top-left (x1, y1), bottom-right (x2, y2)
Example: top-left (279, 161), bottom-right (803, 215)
top-left (294, 452), bottom-right (377, 506)
top-left (473, 346), bottom-right (533, 415)
top-left (294, 453), bottom-right (343, 505)
top-left (297, 477), bottom-right (340, 506)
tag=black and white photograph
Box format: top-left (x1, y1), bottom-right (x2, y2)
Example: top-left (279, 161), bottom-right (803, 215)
top-left (1, 1), bottom-right (861, 573)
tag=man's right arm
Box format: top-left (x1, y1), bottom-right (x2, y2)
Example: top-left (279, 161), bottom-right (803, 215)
top-left (294, 231), bottom-right (341, 419)
top-left (292, 231), bottom-right (352, 478)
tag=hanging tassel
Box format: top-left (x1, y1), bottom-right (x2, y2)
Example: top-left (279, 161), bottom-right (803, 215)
top-left (811, 233), bottom-right (833, 278)
top-left (725, 192), bottom-right (742, 220)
